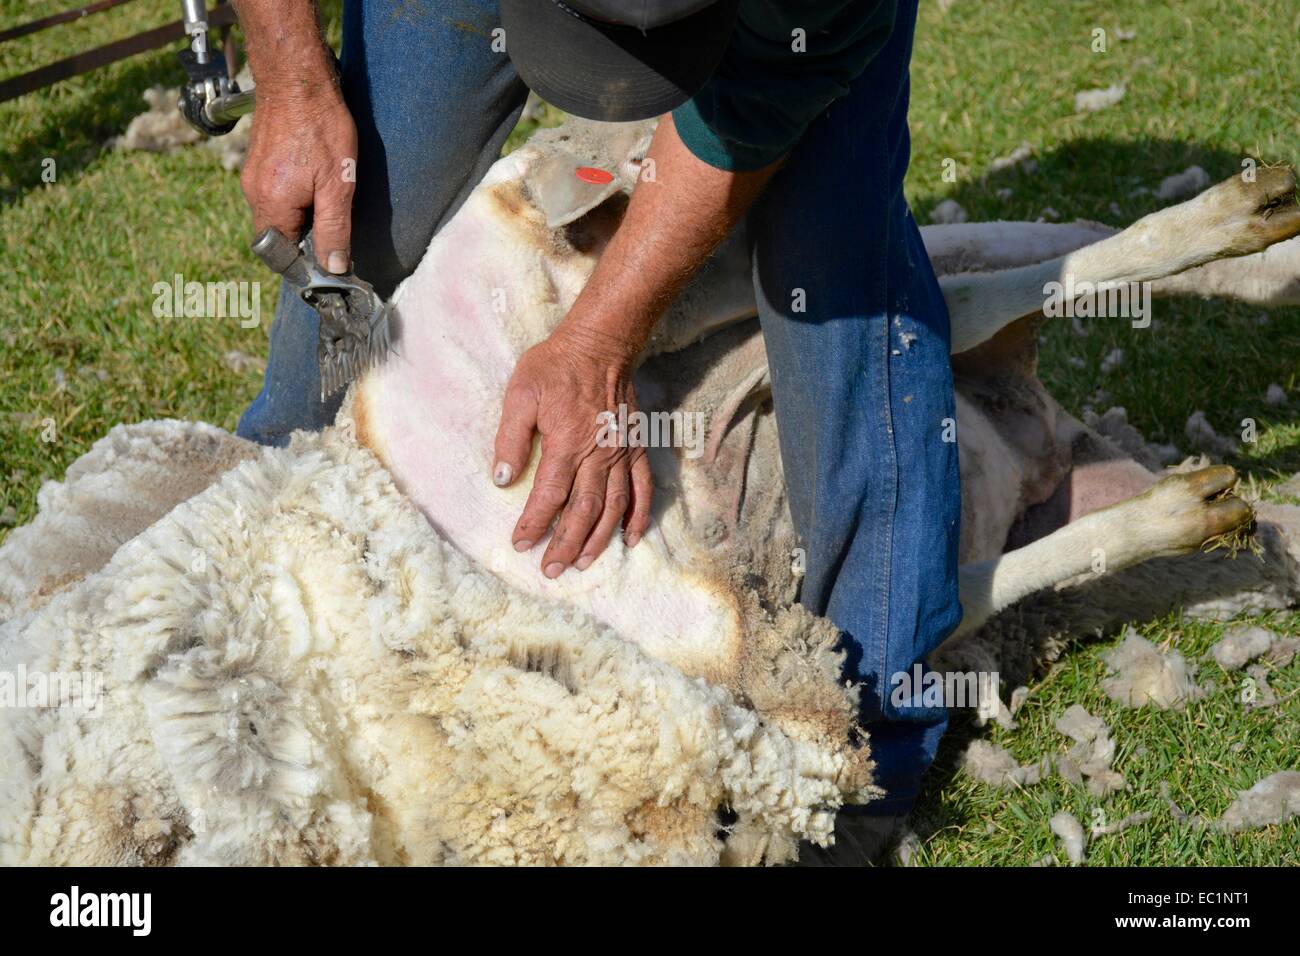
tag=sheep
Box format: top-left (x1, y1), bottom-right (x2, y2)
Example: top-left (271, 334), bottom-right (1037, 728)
top-left (1, 117), bottom-right (1296, 865)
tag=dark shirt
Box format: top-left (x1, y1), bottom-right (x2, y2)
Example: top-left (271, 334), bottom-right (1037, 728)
top-left (673, 0), bottom-right (899, 171)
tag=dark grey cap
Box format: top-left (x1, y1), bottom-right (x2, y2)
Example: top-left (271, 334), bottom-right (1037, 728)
top-left (500, 0), bottom-right (740, 122)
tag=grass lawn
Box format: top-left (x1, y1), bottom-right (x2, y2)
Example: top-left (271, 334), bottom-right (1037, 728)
top-left (0, 0), bottom-right (1297, 864)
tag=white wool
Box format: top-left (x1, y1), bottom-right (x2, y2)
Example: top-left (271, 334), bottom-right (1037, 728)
top-left (1210, 625), bottom-right (1275, 671)
top-left (0, 420), bottom-right (257, 619)
top-left (1082, 406), bottom-right (1181, 470)
top-left (1101, 630), bottom-right (1203, 710)
top-left (986, 143), bottom-right (1036, 176)
top-left (1217, 772), bottom-right (1300, 832)
top-left (110, 86), bottom-right (202, 153)
top-left (1049, 811), bottom-right (1086, 864)
top-left (1091, 809), bottom-right (1150, 837)
top-left (0, 422), bottom-right (870, 866)
top-left (1163, 773), bottom-right (1300, 832)
top-left (1156, 166), bottom-right (1211, 202)
top-left (1265, 636), bottom-right (1299, 668)
top-left (1054, 704), bottom-right (1125, 797)
top-left (1009, 686), bottom-right (1030, 715)
top-left (1184, 410), bottom-right (1238, 457)
top-left (1055, 703), bottom-right (1107, 744)
top-left (1074, 83), bottom-right (1126, 113)
top-left (929, 199), bottom-right (968, 225)
top-left (112, 78), bottom-right (252, 172)
top-left (959, 740), bottom-right (1046, 789)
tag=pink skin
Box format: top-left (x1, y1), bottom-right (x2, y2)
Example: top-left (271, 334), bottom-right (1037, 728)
top-left (353, 160), bottom-right (746, 681)
top-left (490, 115), bottom-right (778, 578)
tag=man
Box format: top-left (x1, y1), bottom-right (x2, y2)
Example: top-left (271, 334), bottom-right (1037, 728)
top-left (234, 0), bottom-right (961, 863)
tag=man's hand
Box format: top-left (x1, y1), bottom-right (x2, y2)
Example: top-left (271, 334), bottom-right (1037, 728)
top-left (493, 327), bottom-right (653, 578)
top-left (233, 0), bottom-right (355, 272)
top-left (241, 93), bottom-right (357, 272)
top-left (490, 115), bottom-right (779, 577)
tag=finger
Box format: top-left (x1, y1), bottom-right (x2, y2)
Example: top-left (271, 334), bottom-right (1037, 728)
top-left (313, 177), bottom-right (355, 274)
top-left (511, 438), bottom-right (578, 554)
top-left (575, 462), bottom-right (630, 571)
top-left (539, 457), bottom-right (608, 577)
top-left (622, 451), bottom-right (653, 548)
top-left (246, 189), bottom-right (307, 245)
top-left (493, 382), bottom-right (539, 489)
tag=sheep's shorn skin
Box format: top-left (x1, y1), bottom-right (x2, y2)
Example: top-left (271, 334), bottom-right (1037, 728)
top-left (0, 421), bottom-right (870, 866)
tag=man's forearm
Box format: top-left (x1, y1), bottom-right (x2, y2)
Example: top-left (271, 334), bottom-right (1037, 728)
top-left (232, 0), bottom-right (336, 104)
top-left (557, 115), bottom-right (779, 363)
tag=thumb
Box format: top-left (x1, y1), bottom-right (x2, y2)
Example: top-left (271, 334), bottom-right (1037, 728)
top-left (493, 383), bottom-right (539, 487)
top-left (312, 180), bottom-right (355, 275)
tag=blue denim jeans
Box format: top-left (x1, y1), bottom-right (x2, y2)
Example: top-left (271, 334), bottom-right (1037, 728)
top-left (751, 0), bottom-right (961, 814)
top-left (237, 0), bottom-right (961, 816)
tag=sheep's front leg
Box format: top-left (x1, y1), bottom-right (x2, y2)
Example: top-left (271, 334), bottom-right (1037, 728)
top-left (948, 465), bottom-right (1253, 641)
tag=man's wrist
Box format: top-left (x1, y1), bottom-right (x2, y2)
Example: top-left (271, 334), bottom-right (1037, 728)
top-left (246, 43), bottom-right (337, 103)
top-left (234, 0), bottom-right (337, 104)
top-left (552, 316), bottom-right (643, 370)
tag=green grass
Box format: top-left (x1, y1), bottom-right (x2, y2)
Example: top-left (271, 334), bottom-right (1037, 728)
top-left (0, 0), bottom-right (1297, 863)
top-left (910, 610), bottom-right (1300, 866)
top-left (896, 0), bottom-right (1300, 865)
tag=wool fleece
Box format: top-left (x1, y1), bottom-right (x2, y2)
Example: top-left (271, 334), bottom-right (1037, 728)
top-left (0, 418), bottom-right (872, 867)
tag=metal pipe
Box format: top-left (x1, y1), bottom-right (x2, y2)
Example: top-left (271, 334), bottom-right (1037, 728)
top-left (180, 0), bottom-right (210, 62)
top-left (0, 0), bottom-right (138, 46)
top-left (204, 87), bottom-right (256, 126)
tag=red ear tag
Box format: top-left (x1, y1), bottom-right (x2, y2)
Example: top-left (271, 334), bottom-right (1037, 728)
top-left (575, 166), bottom-right (615, 185)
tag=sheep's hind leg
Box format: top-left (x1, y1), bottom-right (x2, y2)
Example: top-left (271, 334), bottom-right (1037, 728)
top-left (945, 166), bottom-right (1300, 354)
top-left (946, 464), bottom-right (1253, 643)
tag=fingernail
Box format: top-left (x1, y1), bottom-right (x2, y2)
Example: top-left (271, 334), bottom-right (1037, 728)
top-left (625, 532), bottom-right (641, 549)
top-left (327, 251), bottom-right (349, 274)
top-left (514, 539), bottom-right (533, 553)
top-left (574, 555), bottom-right (594, 571)
top-left (493, 462), bottom-right (513, 487)
top-left (544, 561), bottom-right (566, 579)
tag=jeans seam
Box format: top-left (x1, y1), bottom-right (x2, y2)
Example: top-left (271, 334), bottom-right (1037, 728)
top-left (871, 269), bottom-right (898, 693)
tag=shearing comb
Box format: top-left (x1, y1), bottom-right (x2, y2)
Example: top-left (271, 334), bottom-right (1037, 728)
top-left (251, 227), bottom-right (394, 400)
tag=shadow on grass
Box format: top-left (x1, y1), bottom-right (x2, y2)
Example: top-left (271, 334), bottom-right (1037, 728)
top-left (0, 47), bottom-right (187, 206)
top-left (910, 135), bottom-right (1290, 226)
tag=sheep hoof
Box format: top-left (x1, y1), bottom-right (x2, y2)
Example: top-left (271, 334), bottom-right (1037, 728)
top-left (1208, 165), bottom-right (1300, 251)
top-left (1146, 465), bottom-right (1256, 556)
top-left (1177, 462), bottom-right (1238, 500)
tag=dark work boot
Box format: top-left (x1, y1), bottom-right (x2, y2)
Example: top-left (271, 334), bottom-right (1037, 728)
top-left (792, 813), bottom-right (907, 866)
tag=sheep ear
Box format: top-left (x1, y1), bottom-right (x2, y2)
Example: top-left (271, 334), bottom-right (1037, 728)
top-left (524, 150), bottom-right (625, 229)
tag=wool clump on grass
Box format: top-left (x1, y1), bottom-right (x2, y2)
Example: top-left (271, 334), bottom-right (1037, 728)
top-left (959, 740), bottom-right (1047, 789)
top-left (112, 79), bottom-right (252, 172)
top-left (1210, 625), bottom-right (1276, 671)
top-left (1054, 704), bottom-right (1125, 797)
top-left (1049, 811), bottom-right (1086, 865)
top-left (1165, 773), bottom-right (1300, 832)
top-left (1218, 772), bottom-right (1300, 832)
top-left (1101, 630), bottom-right (1203, 710)
top-left (1074, 83), bottom-right (1126, 113)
